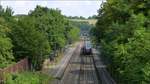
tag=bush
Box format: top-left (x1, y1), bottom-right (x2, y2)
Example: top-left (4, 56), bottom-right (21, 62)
top-left (92, 0), bottom-right (150, 83)
top-left (5, 72), bottom-right (53, 84)
top-left (0, 17), bottom-right (14, 68)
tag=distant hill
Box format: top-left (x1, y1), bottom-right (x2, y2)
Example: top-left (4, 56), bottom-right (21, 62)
top-left (69, 19), bottom-right (97, 25)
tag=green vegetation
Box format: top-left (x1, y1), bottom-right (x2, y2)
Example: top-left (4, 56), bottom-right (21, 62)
top-left (67, 16), bottom-right (86, 19)
top-left (0, 4), bottom-right (80, 83)
top-left (70, 19), bottom-right (97, 25)
top-left (0, 5), bottom-right (80, 70)
top-left (0, 7), bottom-right (14, 68)
top-left (70, 20), bottom-right (93, 34)
top-left (91, 0), bottom-right (150, 83)
top-left (68, 27), bottom-right (80, 43)
top-left (5, 72), bottom-right (53, 84)
top-left (11, 16), bottom-right (51, 70)
top-left (88, 15), bottom-right (97, 19)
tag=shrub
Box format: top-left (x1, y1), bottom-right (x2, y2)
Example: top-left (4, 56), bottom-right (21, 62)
top-left (5, 72), bottom-right (53, 84)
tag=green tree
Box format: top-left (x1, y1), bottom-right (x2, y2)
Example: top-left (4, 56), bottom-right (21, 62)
top-left (11, 16), bottom-right (50, 70)
top-left (68, 27), bottom-right (80, 43)
top-left (0, 17), bottom-right (14, 68)
top-left (29, 6), bottom-right (67, 50)
top-left (92, 0), bottom-right (150, 83)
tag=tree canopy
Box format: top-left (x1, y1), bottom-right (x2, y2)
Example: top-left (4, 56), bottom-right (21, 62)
top-left (91, 0), bottom-right (150, 83)
top-left (0, 17), bottom-right (14, 68)
top-left (0, 5), bottom-right (80, 70)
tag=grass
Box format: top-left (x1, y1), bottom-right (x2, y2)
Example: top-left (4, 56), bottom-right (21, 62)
top-left (43, 42), bottom-right (78, 70)
top-left (43, 51), bottom-right (64, 69)
top-left (55, 51), bottom-right (64, 63)
top-left (42, 42), bottom-right (77, 74)
top-left (0, 62), bottom-right (16, 69)
top-left (4, 71), bottom-right (54, 84)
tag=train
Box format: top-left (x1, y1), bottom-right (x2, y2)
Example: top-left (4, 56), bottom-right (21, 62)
top-left (81, 41), bottom-right (92, 55)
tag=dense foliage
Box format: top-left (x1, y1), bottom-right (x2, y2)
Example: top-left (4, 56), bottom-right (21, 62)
top-left (0, 6), bottom-right (14, 68)
top-left (5, 72), bottom-right (53, 84)
top-left (0, 17), bottom-right (14, 68)
top-left (0, 5), bottom-right (80, 70)
top-left (10, 16), bottom-right (51, 70)
top-left (68, 27), bottom-right (80, 43)
top-left (91, 0), bottom-right (150, 83)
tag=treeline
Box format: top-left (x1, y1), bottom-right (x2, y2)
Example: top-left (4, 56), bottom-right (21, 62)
top-left (88, 15), bottom-right (97, 19)
top-left (91, 0), bottom-right (150, 83)
top-left (67, 15), bottom-right (97, 19)
top-left (71, 21), bottom-right (93, 33)
top-left (0, 5), bottom-right (80, 70)
top-left (67, 16), bottom-right (86, 19)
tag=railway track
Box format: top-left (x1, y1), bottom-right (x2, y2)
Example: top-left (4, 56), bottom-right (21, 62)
top-left (92, 48), bottom-right (116, 84)
top-left (51, 42), bottom-right (114, 84)
top-left (53, 43), bottom-right (82, 84)
top-left (59, 44), bottom-right (80, 84)
top-left (79, 55), bottom-right (99, 84)
top-left (58, 44), bottom-right (99, 84)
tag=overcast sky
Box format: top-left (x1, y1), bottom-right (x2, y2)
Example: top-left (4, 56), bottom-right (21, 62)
top-left (1, 0), bottom-right (102, 18)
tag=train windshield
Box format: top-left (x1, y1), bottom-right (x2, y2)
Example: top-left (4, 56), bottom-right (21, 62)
top-left (85, 41), bottom-right (92, 49)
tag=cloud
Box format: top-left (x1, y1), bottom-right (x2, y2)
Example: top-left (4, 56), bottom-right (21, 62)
top-left (37, 1), bottom-right (48, 6)
top-left (1, 1), bottom-right (101, 18)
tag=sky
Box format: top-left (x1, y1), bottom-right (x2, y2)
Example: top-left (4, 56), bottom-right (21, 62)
top-left (1, 0), bottom-right (102, 18)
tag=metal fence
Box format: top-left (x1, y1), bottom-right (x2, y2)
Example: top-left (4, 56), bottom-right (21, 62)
top-left (0, 58), bottom-right (29, 83)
